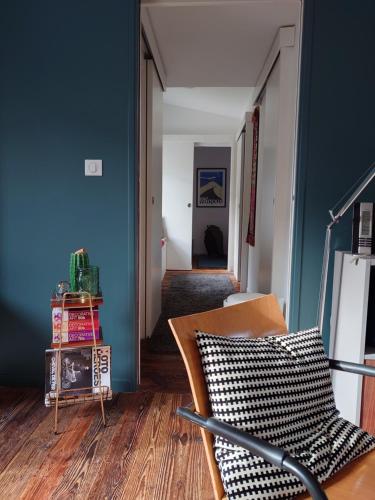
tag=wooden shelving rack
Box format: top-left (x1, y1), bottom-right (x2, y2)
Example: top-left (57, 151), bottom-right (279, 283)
top-left (49, 291), bottom-right (110, 434)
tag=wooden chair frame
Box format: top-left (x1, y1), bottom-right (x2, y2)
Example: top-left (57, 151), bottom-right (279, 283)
top-left (169, 294), bottom-right (375, 500)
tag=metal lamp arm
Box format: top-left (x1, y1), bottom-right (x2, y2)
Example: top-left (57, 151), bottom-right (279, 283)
top-left (331, 165), bottom-right (375, 222)
top-left (317, 163), bottom-right (375, 332)
top-left (329, 358), bottom-right (375, 377)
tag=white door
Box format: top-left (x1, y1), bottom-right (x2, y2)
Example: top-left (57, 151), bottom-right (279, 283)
top-left (145, 60), bottom-right (164, 337)
top-left (257, 58), bottom-right (280, 293)
top-left (162, 140), bottom-right (194, 270)
top-left (233, 114), bottom-right (252, 290)
top-left (227, 146), bottom-right (236, 272)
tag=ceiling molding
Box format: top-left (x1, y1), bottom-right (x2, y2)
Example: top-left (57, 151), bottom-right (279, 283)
top-left (252, 25), bottom-right (295, 105)
top-left (141, 7), bottom-right (167, 89)
top-left (235, 111), bottom-right (252, 142)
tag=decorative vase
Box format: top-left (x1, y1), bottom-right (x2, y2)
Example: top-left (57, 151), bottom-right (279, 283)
top-left (76, 266), bottom-right (99, 297)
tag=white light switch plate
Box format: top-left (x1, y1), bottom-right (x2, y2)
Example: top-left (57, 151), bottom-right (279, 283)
top-left (85, 159), bottom-right (102, 176)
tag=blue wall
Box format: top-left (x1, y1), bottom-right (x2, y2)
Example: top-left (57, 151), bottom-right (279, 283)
top-left (2, 0), bottom-right (374, 389)
top-left (0, 1), bottom-right (139, 390)
top-left (290, 0), bottom-right (375, 347)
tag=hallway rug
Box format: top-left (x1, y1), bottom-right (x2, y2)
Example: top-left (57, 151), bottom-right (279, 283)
top-left (149, 273), bottom-right (235, 353)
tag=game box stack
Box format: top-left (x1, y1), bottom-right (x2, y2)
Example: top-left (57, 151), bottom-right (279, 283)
top-left (44, 249), bottom-right (112, 407)
top-left (51, 303), bottom-right (102, 348)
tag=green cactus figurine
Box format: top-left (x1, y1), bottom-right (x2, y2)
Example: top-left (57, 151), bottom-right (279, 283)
top-left (69, 248), bottom-right (90, 292)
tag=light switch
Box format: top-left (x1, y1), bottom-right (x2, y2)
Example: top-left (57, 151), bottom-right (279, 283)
top-left (85, 159), bottom-right (102, 176)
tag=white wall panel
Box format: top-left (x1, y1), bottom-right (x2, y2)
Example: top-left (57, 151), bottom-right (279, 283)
top-left (162, 140), bottom-right (194, 270)
top-left (257, 58), bottom-right (280, 293)
top-left (146, 61), bottom-right (164, 337)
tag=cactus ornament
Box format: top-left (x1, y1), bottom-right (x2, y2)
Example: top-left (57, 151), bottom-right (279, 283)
top-left (69, 248), bottom-right (90, 292)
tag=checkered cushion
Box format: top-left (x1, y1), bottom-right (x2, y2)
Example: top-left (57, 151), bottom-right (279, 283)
top-left (196, 328), bottom-right (375, 500)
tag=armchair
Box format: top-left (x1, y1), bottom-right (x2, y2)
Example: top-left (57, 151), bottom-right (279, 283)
top-left (169, 295), bottom-right (375, 500)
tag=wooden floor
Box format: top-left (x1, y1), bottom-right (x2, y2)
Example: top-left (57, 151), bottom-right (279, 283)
top-left (139, 341), bottom-right (190, 394)
top-left (0, 270), bottom-right (240, 499)
top-left (0, 387), bottom-right (213, 500)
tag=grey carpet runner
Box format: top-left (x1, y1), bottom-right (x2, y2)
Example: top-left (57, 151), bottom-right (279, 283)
top-left (149, 273), bottom-right (235, 353)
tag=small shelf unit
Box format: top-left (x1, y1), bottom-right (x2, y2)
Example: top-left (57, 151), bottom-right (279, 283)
top-left (49, 291), bottom-right (110, 433)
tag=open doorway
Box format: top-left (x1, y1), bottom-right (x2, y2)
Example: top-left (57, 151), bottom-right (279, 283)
top-left (138, 0), bottom-right (303, 387)
top-left (161, 86), bottom-right (252, 272)
top-left (192, 145), bottom-right (231, 270)
top-left (162, 143), bottom-right (233, 272)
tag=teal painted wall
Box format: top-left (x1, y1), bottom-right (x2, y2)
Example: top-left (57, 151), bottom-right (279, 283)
top-left (0, 1), bottom-right (139, 390)
top-left (290, 0), bottom-right (375, 347)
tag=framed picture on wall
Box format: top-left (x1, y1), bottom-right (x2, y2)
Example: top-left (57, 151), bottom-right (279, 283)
top-left (196, 168), bottom-right (226, 208)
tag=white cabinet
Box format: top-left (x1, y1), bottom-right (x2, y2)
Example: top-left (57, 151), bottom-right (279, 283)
top-left (330, 251), bottom-right (375, 425)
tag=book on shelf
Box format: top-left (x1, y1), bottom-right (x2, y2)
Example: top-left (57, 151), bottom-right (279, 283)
top-left (52, 307), bottom-right (100, 343)
top-left (52, 329), bottom-right (101, 344)
top-left (44, 345), bottom-right (112, 407)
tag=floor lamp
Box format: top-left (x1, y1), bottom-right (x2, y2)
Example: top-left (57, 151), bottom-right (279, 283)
top-left (317, 163), bottom-right (375, 333)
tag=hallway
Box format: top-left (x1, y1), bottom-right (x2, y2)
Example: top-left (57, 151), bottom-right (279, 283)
top-left (147, 269), bottom-right (239, 353)
top-left (140, 269), bottom-right (239, 391)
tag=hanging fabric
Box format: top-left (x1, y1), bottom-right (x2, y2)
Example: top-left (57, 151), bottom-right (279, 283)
top-left (246, 107), bottom-right (260, 246)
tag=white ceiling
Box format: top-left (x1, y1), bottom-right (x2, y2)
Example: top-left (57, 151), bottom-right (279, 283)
top-left (164, 87), bottom-right (253, 120)
top-left (164, 103), bottom-right (239, 135)
top-left (143, 0), bottom-right (300, 86)
top-left (163, 86), bottom-right (252, 135)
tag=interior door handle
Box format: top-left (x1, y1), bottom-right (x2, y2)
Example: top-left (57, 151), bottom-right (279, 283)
top-left (187, 203), bottom-right (192, 208)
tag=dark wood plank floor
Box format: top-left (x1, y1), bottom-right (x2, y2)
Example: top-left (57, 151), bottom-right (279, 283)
top-left (0, 270), bottom-right (238, 499)
top-left (0, 387), bottom-right (213, 500)
top-left (139, 342), bottom-right (190, 393)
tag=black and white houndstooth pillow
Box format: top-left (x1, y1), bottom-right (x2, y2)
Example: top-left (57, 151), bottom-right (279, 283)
top-left (196, 328), bottom-right (375, 500)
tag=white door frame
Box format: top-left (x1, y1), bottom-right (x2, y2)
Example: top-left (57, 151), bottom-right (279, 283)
top-left (231, 130), bottom-right (244, 280)
top-left (226, 142), bottom-right (237, 273)
top-left (239, 112), bottom-right (253, 291)
top-left (163, 135), bottom-right (234, 271)
top-left (138, 35), bottom-right (148, 378)
top-left (230, 112), bottom-right (253, 290)
top-left (141, 7), bottom-right (167, 89)
top-left (139, 1), bottom-right (304, 332)
top-left (138, 28), bottom-right (164, 364)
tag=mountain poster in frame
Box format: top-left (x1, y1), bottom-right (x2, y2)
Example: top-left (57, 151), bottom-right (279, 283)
top-left (196, 168), bottom-right (226, 208)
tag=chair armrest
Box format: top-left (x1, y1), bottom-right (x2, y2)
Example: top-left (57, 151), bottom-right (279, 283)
top-left (177, 406), bottom-right (327, 500)
top-left (329, 359), bottom-right (375, 377)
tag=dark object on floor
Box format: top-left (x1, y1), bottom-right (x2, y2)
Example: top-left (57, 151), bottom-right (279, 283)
top-left (149, 274), bottom-right (234, 353)
top-left (204, 225), bottom-right (224, 256)
top-left (197, 255), bottom-right (227, 269)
